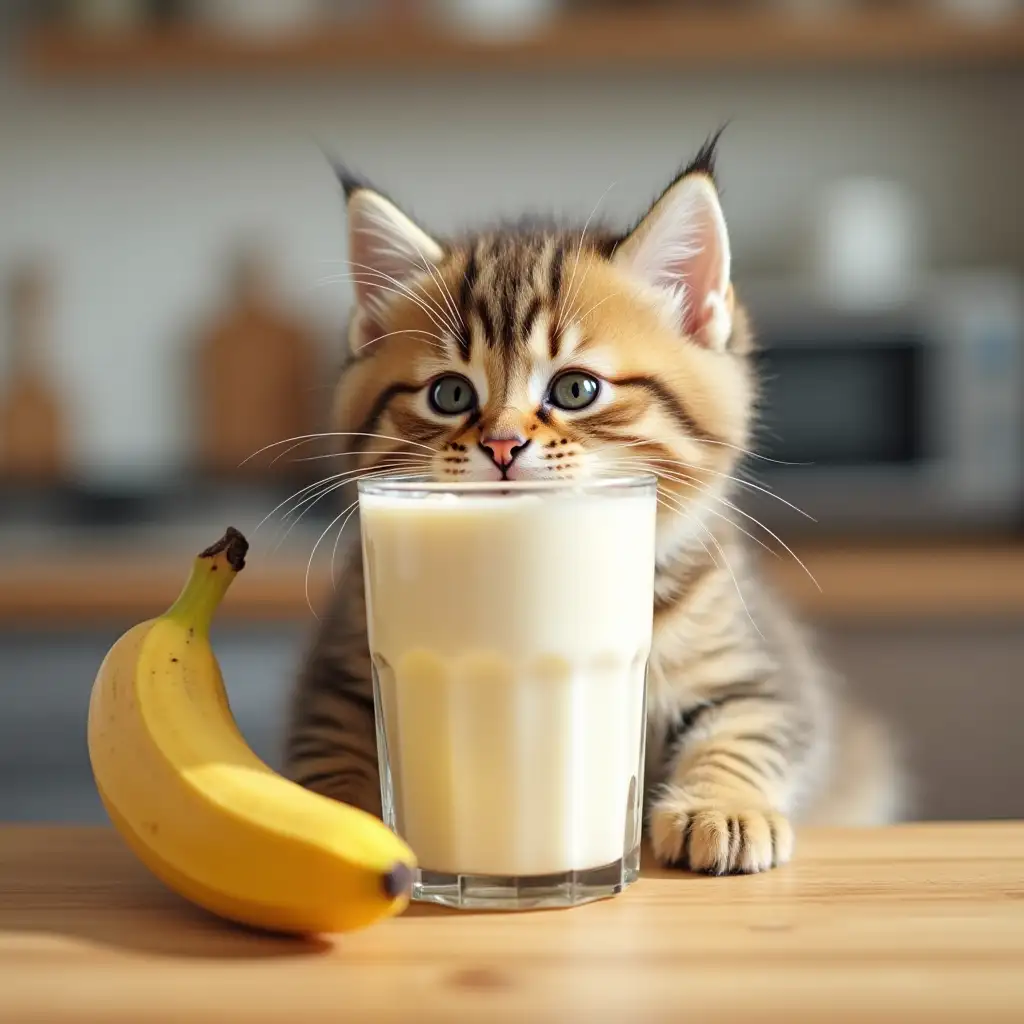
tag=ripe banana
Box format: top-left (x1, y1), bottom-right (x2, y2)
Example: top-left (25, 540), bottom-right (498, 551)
top-left (87, 526), bottom-right (417, 935)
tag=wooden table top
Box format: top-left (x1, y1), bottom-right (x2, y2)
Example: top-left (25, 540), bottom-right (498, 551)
top-left (1, 824), bottom-right (1023, 1022)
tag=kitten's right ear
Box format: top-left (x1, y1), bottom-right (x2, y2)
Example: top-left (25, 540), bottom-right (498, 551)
top-left (339, 169), bottom-right (444, 351)
top-left (612, 131), bottom-right (733, 351)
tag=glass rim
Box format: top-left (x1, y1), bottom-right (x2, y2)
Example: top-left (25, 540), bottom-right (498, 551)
top-left (357, 472), bottom-right (658, 499)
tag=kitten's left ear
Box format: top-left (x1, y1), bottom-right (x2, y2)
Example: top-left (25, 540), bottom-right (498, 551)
top-left (342, 178), bottom-right (444, 308)
top-left (613, 146), bottom-right (733, 351)
top-left (332, 164), bottom-right (445, 354)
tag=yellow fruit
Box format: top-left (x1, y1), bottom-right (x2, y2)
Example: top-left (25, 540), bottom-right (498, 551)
top-left (87, 527), bottom-right (416, 934)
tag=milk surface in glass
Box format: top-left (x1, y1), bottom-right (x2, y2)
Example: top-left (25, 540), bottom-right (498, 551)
top-left (358, 476), bottom-right (657, 909)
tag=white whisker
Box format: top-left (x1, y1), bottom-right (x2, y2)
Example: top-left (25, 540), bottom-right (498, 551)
top-left (305, 469), bottom-right (425, 617)
top-left (606, 459), bottom-right (777, 558)
top-left (561, 256), bottom-right (595, 331)
top-left (589, 433), bottom-right (811, 468)
top-left (343, 232), bottom-right (462, 335)
top-left (282, 459), bottom-right (424, 522)
top-left (361, 218), bottom-right (465, 337)
top-left (313, 274), bottom-right (452, 349)
top-left (241, 432), bottom-right (439, 467)
top-left (557, 181), bottom-right (616, 336)
top-left (606, 455), bottom-right (819, 591)
top-left (288, 459), bottom-right (426, 507)
top-left (271, 460), bottom-right (425, 549)
top-left (590, 437), bottom-right (815, 521)
top-left (696, 438), bottom-right (811, 466)
top-left (707, 490), bottom-right (822, 593)
top-left (343, 256), bottom-right (461, 338)
top-left (653, 466), bottom-right (820, 592)
top-left (269, 435), bottom-right (335, 467)
top-left (353, 223), bottom-right (464, 340)
top-left (314, 267), bottom-right (454, 342)
top-left (354, 220), bottom-right (462, 331)
top-left (355, 327), bottom-right (450, 352)
top-left (568, 292), bottom-right (618, 330)
top-left (327, 465), bottom-right (425, 590)
top-left (647, 457), bottom-right (814, 522)
top-left (330, 499), bottom-right (362, 592)
top-left (290, 449), bottom-right (434, 465)
top-left (255, 454), bottom-right (426, 534)
top-left (657, 487), bottom-right (764, 639)
top-left (653, 493), bottom-right (719, 568)
top-left (254, 473), bottom-right (349, 534)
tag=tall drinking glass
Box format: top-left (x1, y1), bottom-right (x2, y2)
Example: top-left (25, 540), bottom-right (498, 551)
top-left (357, 476), bottom-right (657, 910)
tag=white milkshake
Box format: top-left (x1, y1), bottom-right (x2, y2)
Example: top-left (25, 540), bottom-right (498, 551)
top-left (358, 476), bottom-right (657, 908)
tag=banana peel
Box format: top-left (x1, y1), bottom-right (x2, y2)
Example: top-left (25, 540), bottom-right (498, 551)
top-left (87, 527), bottom-right (416, 935)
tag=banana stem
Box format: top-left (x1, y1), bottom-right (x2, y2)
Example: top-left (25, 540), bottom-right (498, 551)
top-left (165, 527), bottom-right (249, 635)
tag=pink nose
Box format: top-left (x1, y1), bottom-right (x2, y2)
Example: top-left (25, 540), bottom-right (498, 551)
top-left (481, 436), bottom-right (526, 468)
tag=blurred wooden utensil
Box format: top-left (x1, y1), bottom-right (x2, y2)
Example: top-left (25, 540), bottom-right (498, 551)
top-left (0, 261), bottom-right (69, 486)
top-left (194, 243), bottom-right (321, 482)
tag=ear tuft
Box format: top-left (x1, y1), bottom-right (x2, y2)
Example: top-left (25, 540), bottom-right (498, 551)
top-left (315, 141), bottom-right (372, 199)
top-left (675, 123), bottom-right (728, 186)
top-left (333, 160), bottom-right (371, 200)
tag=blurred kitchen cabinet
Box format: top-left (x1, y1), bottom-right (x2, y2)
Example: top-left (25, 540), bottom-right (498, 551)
top-left (194, 244), bottom-right (322, 482)
top-left (0, 613), bottom-right (1022, 824)
top-left (815, 618), bottom-right (1024, 822)
top-left (0, 262), bottom-right (69, 485)
top-left (0, 622), bottom-right (303, 824)
top-left (64, 0), bottom-right (150, 35)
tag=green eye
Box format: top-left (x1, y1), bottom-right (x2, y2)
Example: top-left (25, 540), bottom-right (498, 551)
top-left (429, 374), bottom-right (476, 415)
top-left (549, 371), bottom-right (600, 411)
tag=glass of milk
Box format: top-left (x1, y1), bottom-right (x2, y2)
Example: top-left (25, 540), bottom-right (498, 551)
top-left (357, 475), bottom-right (657, 910)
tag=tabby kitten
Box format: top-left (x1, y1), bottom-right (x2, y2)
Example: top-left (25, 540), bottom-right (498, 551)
top-left (284, 136), bottom-right (904, 874)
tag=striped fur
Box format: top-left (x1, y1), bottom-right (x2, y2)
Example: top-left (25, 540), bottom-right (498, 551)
top-left (284, 141), bottom-right (905, 874)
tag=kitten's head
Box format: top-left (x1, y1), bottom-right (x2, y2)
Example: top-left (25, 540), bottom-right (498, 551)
top-left (331, 135), bottom-right (756, 543)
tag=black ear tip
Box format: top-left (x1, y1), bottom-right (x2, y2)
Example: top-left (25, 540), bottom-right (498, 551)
top-left (334, 161), bottom-right (370, 199)
top-left (316, 143), bottom-right (371, 199)
top-left (685, 122), bottom-right (730, 183)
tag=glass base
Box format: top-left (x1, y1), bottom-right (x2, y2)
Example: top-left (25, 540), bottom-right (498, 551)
top-left (411, 848), bottom-right (641, 910)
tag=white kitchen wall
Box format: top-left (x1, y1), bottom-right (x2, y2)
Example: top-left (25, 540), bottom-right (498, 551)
top-left (2, 25), bottom-right (1022, 482)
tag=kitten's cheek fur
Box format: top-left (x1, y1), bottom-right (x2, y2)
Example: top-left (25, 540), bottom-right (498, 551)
top-left (649, 799), bottom-right (795, 875)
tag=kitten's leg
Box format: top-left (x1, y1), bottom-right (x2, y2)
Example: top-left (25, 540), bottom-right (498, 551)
top-left (649, 686), bottom-right (808, 875)
top-left (283, 565), bottom-right (382, 818)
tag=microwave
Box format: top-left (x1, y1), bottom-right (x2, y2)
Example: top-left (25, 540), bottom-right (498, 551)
top-left (736, 270), bottom-right (1024, 537)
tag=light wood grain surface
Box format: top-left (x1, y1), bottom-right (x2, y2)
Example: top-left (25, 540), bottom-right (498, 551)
top-left (1, 824), bottom-right (1023, 1022)
top-left (3, 542), bottom-right (1024, 625)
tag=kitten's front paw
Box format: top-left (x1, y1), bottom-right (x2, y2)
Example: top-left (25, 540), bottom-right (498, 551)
top-left (650, 798), bottom-right (793, 875)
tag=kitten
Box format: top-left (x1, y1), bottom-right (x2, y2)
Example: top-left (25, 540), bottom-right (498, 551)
top-left (283, 135), bottom-right (905, 874)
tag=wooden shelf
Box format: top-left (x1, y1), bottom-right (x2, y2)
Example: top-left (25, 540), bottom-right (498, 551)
top-left (2, 541), bottom-right (1022, 626)
top-left (20, 8), bottom-right (1024, 80)
top-left (762, 541), bottom-right (1024, 623)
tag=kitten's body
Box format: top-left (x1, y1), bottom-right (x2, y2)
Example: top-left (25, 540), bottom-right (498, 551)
top-left (284, 140), bottom-right (904, 874)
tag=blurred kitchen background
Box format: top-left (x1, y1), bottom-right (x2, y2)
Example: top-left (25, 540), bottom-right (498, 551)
top-left (1, 0), bottom-right (1022, 825)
